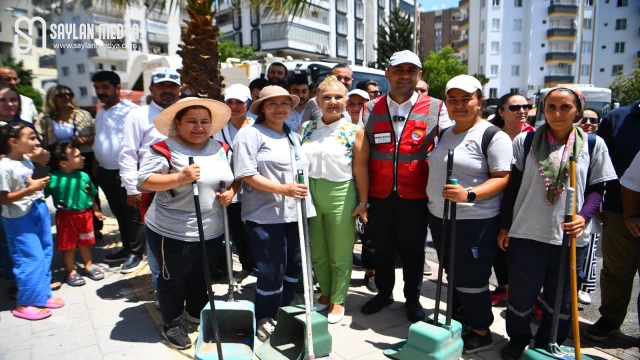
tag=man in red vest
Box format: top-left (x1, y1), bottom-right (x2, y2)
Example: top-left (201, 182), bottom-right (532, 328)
top-left (360, 50), bottom-right (442, 322)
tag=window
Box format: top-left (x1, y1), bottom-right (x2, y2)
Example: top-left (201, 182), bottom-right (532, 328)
top-left (480, 42), bottom-right (484, 54)
top-left (337, 38), bottom-right (348, 57)
top-left (435, 28), bottom-right (442, 38)
top-left (97, 63), bottom-right (103, 70)
top-left (510, 87), bottom-right (520, 94)
top-left (435, 16), bottom-right (442, 23)
top-left (62, 66), bottom-right (69, 76)
top-left (60, 48), bottom-right (65, 55)
top-left (513, 19), bottom-right (522, 31)
top-left (492, 0), bottom-right (500, 6)
top-left (512, 42), bottom-right (521, 54)
top-left (110, 65), bottom-right (116, 71)
top-left (492, 19), bottom-right (500, 31)
top-left (490, 65), bottom-right (499, 75)
top-left (251, 29), bottom-right (261, 51)
top-left (586, 0), bottom-right (593, 6)
top-left (77, 64), bottom-right (85, 74)
top-left (481, 20), bottom-right (485, 32)
top-left (356, 43), bottom-right (364, 61)
top-left (336, 0), bottom-right (348, 13)
top-left (355, 0), bottom-right (364, 19)
top-left (617, 0), bottom-right (628, 6)
top-left (420, 31), bottom-right (425, 37)
top-left (491, 41), bottom-right (500, 54)
top-left (614, 42), bottom-right (625, 53)
top-left (489, 88), bottom-right (498, 98)
top-left (615, 19), bottom-right (627, 30)
top-left (511, 65), bottom-right (520, 76)
top-left (479, 66), bottom-right (484, 74)
top-left (250, 7), bottom-right (260, 27)
top-left (580, 65), bottom-right (590, 76)
top-left (481, 0), bottom-right (486, 8)
top-left (612, 65), bottom-right (623, 75)
top-left (79, 87), bottom-right (88, 97)
top-left (435, 43), bottom-right (442, 51)
top-left (356, 22), bottom-right (364, 40)
top-left (583, 19), bottom-right (592, 30)
top-left (581, 41), bottom-right (591, 53)
top-left (514, 0), bottom-right (522, 7)
top-left (337, 16), bottom-right (348, 36)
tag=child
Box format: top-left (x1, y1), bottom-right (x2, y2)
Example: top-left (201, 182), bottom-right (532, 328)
top-left (0, 123), bottom-right (65, 321)
top-left (46, 142), bottom-right (106, 287)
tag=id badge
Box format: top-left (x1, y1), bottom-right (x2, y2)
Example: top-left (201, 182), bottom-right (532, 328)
top-left (374, 132), bottom-right (392, 144)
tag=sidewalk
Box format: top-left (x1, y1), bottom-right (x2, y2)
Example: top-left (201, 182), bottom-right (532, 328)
top-left (0, 199), bottom-right (633, 360)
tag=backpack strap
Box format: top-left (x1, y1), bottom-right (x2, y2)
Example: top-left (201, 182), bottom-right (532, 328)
top-left (150, 141), bottom-right (174, 197)
top-left (522, 131), bottom-right (535, 169)
top-left (586, 133), bottom-right (596, 183)
top-left (481, 125), bottom-right (501, 160)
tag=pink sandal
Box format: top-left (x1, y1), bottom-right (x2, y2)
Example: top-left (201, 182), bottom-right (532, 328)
top-left (44, 296), bottom-right (66, 309)
top-left (12, 306), bottom-right (52, 321)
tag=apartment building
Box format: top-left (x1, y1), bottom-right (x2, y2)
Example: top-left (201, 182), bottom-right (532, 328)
top-left (417, 7), bottom-right (461, 60)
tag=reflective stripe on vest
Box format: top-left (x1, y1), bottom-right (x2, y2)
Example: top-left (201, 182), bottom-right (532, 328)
top-left (364, 94), bottom-right (441, 199)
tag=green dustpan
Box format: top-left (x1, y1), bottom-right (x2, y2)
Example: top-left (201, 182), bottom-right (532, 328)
top-left (523, 345), bottom-right (594, 360)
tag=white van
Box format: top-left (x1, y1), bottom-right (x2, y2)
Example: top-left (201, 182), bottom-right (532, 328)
top-left (534, 84), bottom-right (613, 127)
top-left (279, 60), bottom-right (389, 94)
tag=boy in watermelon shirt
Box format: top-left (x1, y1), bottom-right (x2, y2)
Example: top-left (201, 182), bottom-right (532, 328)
top-left (46, 143), bottom-right (106, 287)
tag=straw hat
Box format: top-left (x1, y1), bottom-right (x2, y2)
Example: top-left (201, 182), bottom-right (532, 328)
top-left (249, 85), bottom-right (300, 115)
top-left (153, 97), bottom-right (231, 137)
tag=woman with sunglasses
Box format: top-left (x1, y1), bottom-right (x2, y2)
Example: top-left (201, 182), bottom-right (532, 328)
top-left (577, 107), bottom-right (600, 134)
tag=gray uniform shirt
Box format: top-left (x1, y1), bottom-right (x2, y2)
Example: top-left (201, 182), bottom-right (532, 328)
top-left (508, 133), bottom-right (617, 246)
top-left (233, 124), bottom-right (316, 224)
top-left (137, 138), bottom-right (234, 242)
top-left (427, 121), bottom-right (513, 220)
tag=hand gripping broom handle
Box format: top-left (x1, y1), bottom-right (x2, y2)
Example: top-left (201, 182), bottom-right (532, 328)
top-left (219, 181), bottom-right (236, 302)
top-left (434, 149), bottom-right (454, 325)
top-left (569, 156), bottom-right (582, 360)
top-left (289, 146), bottom-right (315, 360)
top-left (189, 157), bottom-right (223, 360)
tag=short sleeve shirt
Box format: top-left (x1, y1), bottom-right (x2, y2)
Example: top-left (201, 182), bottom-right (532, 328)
top-left (620, 150), bottom-right (640, 192)
top-left (0, 156), bottom-right (44, 218)
top-left (45, 170), bottom-right (97, 211)
top-left (300, 118), bottom-right (358, 182)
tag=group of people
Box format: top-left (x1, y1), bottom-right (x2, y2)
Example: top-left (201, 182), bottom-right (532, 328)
top-left (1, 50), bottom-right (639, 359)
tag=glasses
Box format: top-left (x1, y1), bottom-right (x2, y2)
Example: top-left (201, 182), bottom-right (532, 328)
top-left (152, 73), bottom-right (180, 81)
top-left (56, 93), bottom-right (74, 99)
top-left (265, 101), bottom-right (292, 109)
top-left (581, 117), bottom-right (599, 124)
top-left (335, 75), bottom-right (352, 82)
top-left (368, 90), bottom-right (381, 96)
top-left (506, 104), bottom-right (533, 112)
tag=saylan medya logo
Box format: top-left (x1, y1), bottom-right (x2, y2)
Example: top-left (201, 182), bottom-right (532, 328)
top-left (14, 16), bottom-right (140, 54)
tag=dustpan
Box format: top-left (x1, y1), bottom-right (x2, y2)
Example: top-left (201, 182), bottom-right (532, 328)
top-left (195, 180), bottom-right (256, 360)
top-left (384, 149), bottom-right (463, 360)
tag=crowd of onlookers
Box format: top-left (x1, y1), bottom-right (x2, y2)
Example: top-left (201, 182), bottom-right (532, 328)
top-left (1, 51), bottom-right (640, 359)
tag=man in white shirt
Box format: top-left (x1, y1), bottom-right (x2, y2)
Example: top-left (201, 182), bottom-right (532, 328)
top-left (117, 67), bottom-right (180, 281)
top-left (0, 66), bottom-right (39, 124)
top-left (92, 71), bottom-right (142, 273)
top-left (284, 76), bottom-right (308, 133)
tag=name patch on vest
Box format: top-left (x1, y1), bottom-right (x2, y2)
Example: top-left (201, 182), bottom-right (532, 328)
top-left (374, 132), bottom-right (392, 144)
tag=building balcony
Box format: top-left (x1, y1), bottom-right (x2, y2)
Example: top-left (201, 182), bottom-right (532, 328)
top-left (457, 38), bottom-right (468, 49)
top-left (88, 44), bottom-right (130, 61)
top-left (459, 0), bottom-right (469, 9)
top-left (461, 59), bottom-right (468, 66)
top-left (545, 52), bottom-right (577, 62)
top-left (548, 4), bottom-right (579, 16)
top-left (458, 17), bottom-right (469, 30)
top-left (261, 23), bottom-right (330, 55)
top-left (547, 28), bottom-right (577, 39)
top-left (39, 55), bottom-right (56, 69)
top-left (544, 74), bottom-right (575, 85)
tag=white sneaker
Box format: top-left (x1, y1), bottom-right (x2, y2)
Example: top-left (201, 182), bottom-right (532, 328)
top-left (578, 291), bottom-right (592, 305)
top-left (186, 313), bottom-right (200, 324)
top-left (257, 317), bottom-right (277, 342)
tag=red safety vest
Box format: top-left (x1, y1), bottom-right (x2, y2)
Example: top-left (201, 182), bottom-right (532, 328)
top-left (364, 94), bottom-right (441, 199)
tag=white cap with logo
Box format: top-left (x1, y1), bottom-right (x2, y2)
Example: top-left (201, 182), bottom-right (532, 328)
top-left (151, 67), bottom-right (181, 85)
top-left (445, 75), bottom-right (483, 95)
top-left (388, 50), bottom-right (422, 69)
top-left (347, 89), bottom-right (370, 101)
top-left (224, 84), bottom-right (252, 102)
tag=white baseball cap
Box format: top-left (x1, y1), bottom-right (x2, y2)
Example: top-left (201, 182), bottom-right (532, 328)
top-left (445, 75), bottom-right (483, 95)
top-left (224, 84), bottom-right (251, 102)
top-left (388, 50), bottom-right (422, 69)
top-left (151, 67), bottom-right (181, 85)
top-left (347, 89), bottom-right (370, 101)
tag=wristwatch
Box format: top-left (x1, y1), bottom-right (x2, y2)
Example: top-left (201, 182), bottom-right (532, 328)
top-left (359, 202), bottom-right (370, 208)
top-left (466, 188), bottom-right (476, 203)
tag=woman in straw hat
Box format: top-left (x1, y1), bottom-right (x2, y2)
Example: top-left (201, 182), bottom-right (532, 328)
top-left (137, 97), bottom-right (236, 350)
top-left (300, 76), bottom-right (370, 324)
top-left (233, 85), bottom-right (316, 341)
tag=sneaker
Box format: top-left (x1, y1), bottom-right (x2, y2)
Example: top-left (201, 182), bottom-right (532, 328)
top-left (120, 254), bottom-right (142, 274)
top-left (462, 330), bottom-right (493, 354)
top-left (186, 313), bottom-right (200, 324)
top-left (500, 341), bottom-right (527, 360)
top-left (578, 290), bottom-right (592, 305)
top-left (491, 287), bottom-right (509, 306)
top-left (163, 324), bottom-right (192, 349)
top-left (104, 249), bottom-right (128, 263)
top-left (585, 317), bottom-right (620, 341)
top-left (423, 261), bottom-right (433, 276)
top-left (364, 273), bottom-right (378, 293)
top-left (531, 298), bottom-right (543, 324)
top-left (352, 253), bottom-right (363, 269)
top-left (233, 269), bottom-right (251, 283)
top-left (257, 317), bottom-right (277, 342)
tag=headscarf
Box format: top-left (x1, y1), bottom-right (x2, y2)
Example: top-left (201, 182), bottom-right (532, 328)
top-left (533, 86), bottom-right (586, 204)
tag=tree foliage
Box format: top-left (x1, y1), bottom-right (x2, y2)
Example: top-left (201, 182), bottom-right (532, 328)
top-left (218, 40), bottom-right (256, 62)
top-left (422, 46), bottom-right (467, 100)
top-left (1, 58), bottom-right (43, 112)
top-left (472, 73), bottom-right (489, 89)
top-left (373, 6), bottom-right (413, 69)
top-left (609, 60), bottom-right (640, 106)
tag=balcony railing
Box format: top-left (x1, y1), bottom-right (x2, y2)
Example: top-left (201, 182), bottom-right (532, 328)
top-left (547, 28), bottom-right (577, 38)
top-left (545, 52), bottom-right (577, 61)
top-left (39, 55), bottom-right (56, 68)
top-left (459, 0), bottom-right (469, 8)
top-left (262, 23), bottom-right (329, 48)
top-left (458, 17), bottom-right (469, 28)
top-left (548, 4), bottom-right (579, 16)
top-left (544, 75), bottom-right (575, 83)
top-left (458, 38), bottom-right (468, 48)
top-left (461, 59), bottom-right (468, 66)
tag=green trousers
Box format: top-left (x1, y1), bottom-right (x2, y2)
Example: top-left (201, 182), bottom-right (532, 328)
top-left (309, 178), bottom-right (357, 304)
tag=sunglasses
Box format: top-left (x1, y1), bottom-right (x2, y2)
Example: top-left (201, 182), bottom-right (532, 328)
top-left (56, 93), bottom-right (74, 99)
top-left (506, 104), bottom-right (533, 112)
top-left (581, 117), bottom-right (599, 124)
top-left (152, 73), bottom-right (180, 80)
top-left (368, 90), bottom-right (381, 96)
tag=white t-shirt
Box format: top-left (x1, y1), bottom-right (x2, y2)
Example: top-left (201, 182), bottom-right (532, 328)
top-left (52, 120), bottom-right (74, 142)
top-left (300, 118), bottom-right (358, 182)
top-left (0, 156), bottom-right (45, 218)
top-left (620, 150), bottom-right (640, 192)
top-left (94, 100), bottom-right (138, 170)
top-left (427, 121), bottom-right (513, 220)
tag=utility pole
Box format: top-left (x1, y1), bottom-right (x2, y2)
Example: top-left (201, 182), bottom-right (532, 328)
top-left (413, 0), bottom-right (418, 53)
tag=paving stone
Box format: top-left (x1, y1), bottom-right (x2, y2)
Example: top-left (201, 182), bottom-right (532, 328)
top-left (33, 344), bottom-right (103, 360)
top-left (0, 348), bottom-right (30, 360)
top-left (30, 301), bottom-right (91, 333)
top-left (102, 341), bottom-right (174, 360)
top-left (89, 301), bottom-right (149, 329)
top-left (95, 317), bottom-right (163, 354)
top-left (30, 320), bottom-right (98, 358)
top-left (0, 324), bottom-right (31, 355)
top-left (349, 306), bottom-right (408, 333)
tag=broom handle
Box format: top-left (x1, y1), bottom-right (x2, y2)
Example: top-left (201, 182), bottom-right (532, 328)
top-left (446, 178), bottom-right (458, 327)
top-left (569, 157), bottom-right (581, 360)
top-left (434, 149), bottom-right (454, 325)
top-left (189, 157), bottom-right (224, 360)
top-left (219, 181), bottom-right (236, 302)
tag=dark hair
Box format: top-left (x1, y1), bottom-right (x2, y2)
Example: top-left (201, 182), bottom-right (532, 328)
top-left (331, 63), bottom-right (351, 73)
top-left (0, 82), bottom-right (22, 119)
top-left (249, 78), bottom-right (268, 92)
top-left (491, 93), bottom-right (525, 128)
top-left (356, 80), bottom-right (378, 91)
top-left (482, 107), bottom-right (495, 119)
top-left (583, 107), bottom-right (601, 119)
top-left (48, 142), bottom-right (76, 170)
top-left (288, 76), bottom-right (309, 90)
top-left (0, 122), bottom-right (29, 155)
top-left (546, 88), bottom-right (583, 113)
top-left (91, 71), bottom-right (121, 86)
top-left (174, 105), bottom-right (212, 123)
top-left (267, 62), bottom-right (287, 72)
top-left (308, 83), bottom-right (318, 92)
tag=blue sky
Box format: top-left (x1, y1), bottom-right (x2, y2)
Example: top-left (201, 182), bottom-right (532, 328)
top-left (419, 0), bottom-right (460, 11)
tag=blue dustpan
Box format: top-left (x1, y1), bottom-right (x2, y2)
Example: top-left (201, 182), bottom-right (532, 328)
top-left (196, 301), bottom-right (256, 360)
